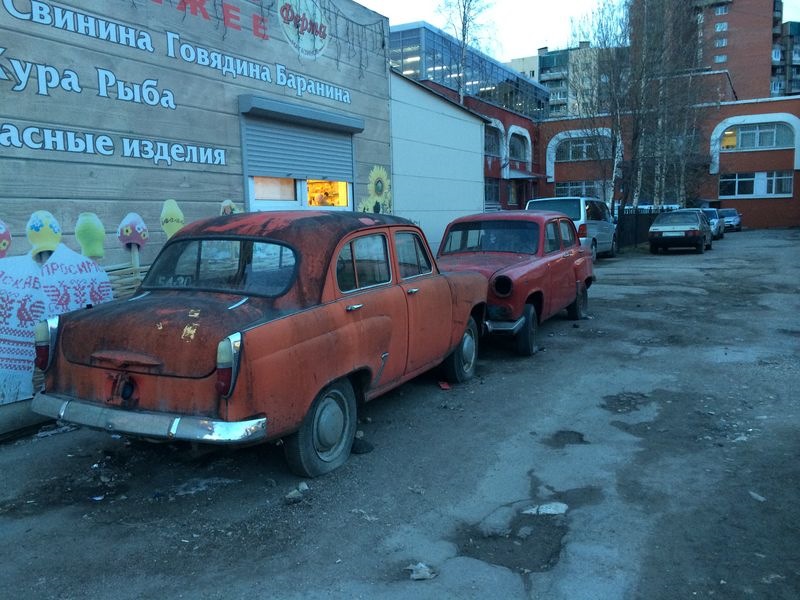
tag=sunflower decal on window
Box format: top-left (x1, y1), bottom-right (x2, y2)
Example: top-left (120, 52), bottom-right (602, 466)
top-left (357, 165), bottom-right (392, 214)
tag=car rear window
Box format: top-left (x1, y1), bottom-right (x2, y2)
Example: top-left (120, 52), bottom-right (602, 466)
top-left (525, 198), bottom-right (581, 220)
top-left (441, 220), bottom-right (539, 255)
top-left (653, 212), bottom-right (699, 225)
top-left (143, 238), bottom-right (297, 297)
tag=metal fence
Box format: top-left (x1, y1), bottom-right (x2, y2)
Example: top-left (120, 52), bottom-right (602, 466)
top-left (616, 206), bottom-right (679, 249)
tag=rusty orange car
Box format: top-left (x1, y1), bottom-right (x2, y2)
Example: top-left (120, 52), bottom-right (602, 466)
top-left (32, 211), bottom-right (486, 477)
top-left (437, 211), bottom-right (595, 356)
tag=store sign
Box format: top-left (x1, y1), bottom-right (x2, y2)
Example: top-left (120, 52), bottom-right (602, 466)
top-left (279, 0), bottom-right (329, 58)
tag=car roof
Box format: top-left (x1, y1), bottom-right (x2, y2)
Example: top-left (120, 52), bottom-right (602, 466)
top-left (177, 210), bottom-right (414, 245)
top-left (447, 210), bottom-right (567, 225)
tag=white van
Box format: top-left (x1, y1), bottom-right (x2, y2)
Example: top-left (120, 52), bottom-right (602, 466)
top-left (525, 196), bottom-right (617, 261)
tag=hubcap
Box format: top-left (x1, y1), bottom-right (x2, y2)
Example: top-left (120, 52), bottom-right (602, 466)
top-left (460, 330), bottom-right (476, 371)
top-left (314, 395), bottom-right (345, 454)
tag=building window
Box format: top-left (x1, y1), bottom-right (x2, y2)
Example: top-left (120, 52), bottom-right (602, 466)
top-left (715, 6), bottom-right (729, 15)
top-left (720, 123), bottom-right (793, 151)
top-left (714, 38), bottom-right (727, 48)
top-left (555, 137), bottom-right (611, 162)
top-left (484, 127), bottom-right (501, 157)
top-left (554, 180), bottom-right (607, 197)
top-left (719, 171), bottom-right (793, 197)
top-left (714, 54), bottom-right (727, 63)
top-left (715, 22), bottom-right (728, 32)
top-left (509, 133), bottom-right (528, 162)
top-left (484, 178), bottom-right (501, 210)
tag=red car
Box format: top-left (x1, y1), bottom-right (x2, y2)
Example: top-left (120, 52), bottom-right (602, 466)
top-left (437, 211), bottom-right (595, 356)
top-left (32, 211), bottom-right (486, 477)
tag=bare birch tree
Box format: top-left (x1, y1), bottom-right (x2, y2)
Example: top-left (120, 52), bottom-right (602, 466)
top-left (438, 0), bottom-right (490, 104)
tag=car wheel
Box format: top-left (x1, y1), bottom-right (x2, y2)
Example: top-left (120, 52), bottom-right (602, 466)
top-left (514, 304), bottom-right (538, 357)
top-left (442, 316), bottom-right (478, 383)
top-left (284, 379), bottom-right (357, 478)
top-left (590, 240), bottom-right (598, 263)
top-left (696, 241), bottom-right (704, 254)
top-left (609, 235), bottom-right (617, 258)
top-left (706, 237), bottom-right (713, 250)
top-left (649, 243), bottom-right (658, 254)
top-left (566, 282), bottom-right (589, 320)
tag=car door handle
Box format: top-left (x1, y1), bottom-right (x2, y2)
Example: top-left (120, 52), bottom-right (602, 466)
top-left (346, 303), bottom-right (364, 312)
top-left (406, 288), bottom-right (420, 295)
top-left (562, 251), bottom-right (573, 258)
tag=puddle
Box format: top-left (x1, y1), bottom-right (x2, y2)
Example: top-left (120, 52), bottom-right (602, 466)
top-left (600, 392), bottom-right (652, 414)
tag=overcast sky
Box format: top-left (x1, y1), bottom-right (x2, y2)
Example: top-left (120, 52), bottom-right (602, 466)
top-left (357, 0), bottom-right (800, 63)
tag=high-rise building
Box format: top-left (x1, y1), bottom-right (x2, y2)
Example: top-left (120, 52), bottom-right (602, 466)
top-left (694, 0), bottom-right (779, 99)
top-left (774, 20), bottom-right (800, 96)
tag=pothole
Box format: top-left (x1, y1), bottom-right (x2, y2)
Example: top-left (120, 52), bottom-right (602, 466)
top-left (542, 430), bottom-right (589, 448)
top-left (454, 511), bottom-right (567, 573)
top-left (600, 392), bottom-right (652, 414)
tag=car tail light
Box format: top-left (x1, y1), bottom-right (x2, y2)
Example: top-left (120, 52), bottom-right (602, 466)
top-left (492, 275), bottom-right (513, 298)
top-left (577, 224), bottom-right (587, 237)
top-left (687, 229), bottom-right (700, 237)
top-left (34, 316), bottom-right (59, 372)
top-left (215, 332), bottom-right (242, 396)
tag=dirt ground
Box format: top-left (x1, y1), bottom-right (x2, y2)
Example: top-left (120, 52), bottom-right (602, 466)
top-left (1, 228), bottom-right (799, 600)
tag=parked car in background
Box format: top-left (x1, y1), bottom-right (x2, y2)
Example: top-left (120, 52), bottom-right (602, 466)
top-left (702, 208), bottom-right (725, 240)
top-left (32, 211), bottom-right (487, 477)
top-left (719, 208), bottom-right (743, 231)
top-left (437, 211), bottom-right (595, 357)
top-left (648, 209), bottom-right (713, 254)
top-left (524, 196), bottom-right (616, 262)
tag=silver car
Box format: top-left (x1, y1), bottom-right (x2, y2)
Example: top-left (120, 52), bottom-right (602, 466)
top-left (525, 196), bottom-right (617, 262)
top-left (702, 208), bottom-right (725, 240)
top-left (719, 208), bottom-right (742, 232)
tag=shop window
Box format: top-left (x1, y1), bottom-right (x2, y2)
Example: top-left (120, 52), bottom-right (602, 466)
top-left (307, 180), bottom-right (349, 207)
top-left (253, 177), bottom-right (296, 201)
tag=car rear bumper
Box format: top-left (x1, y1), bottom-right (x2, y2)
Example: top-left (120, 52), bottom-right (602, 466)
top-left (32, 392), bottom-right (268, 445)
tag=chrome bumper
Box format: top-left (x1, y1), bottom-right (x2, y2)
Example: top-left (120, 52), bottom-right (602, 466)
top-left (32, 392), bottom-right (267, 445)
top-left (485, 316), bottom-right (525, 335)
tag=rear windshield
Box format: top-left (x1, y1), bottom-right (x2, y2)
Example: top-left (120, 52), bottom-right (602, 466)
top-left (526, 198), bottom-right (581, 220)
top-left (143, 238), bottom-right (297, 297)
top-left (653, 212), bottom-right (699, 225)
top-left (702, 209), bottom-right (717, 218)
top-left (441, 220), bottom-right (540, 255)
top-left (719, 209), bottom-right (737, 217)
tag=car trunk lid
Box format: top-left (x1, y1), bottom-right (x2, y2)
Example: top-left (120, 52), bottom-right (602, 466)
top-left (60, 292), bottom-right (273, 378)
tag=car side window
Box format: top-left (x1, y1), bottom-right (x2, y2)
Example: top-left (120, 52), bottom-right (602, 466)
top-left (336, 234), bottom-right (391, 292)
top-left (544, 222), bottom-right (560, 253)
top-left (395, 232), bottom-right (433, 279)
top-left (559, 220), bottom-right (577, 248)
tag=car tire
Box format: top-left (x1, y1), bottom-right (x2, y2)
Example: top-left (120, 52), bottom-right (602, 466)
top-left (590, 240), bottom-right (598, 263)
top-left (649, 243), bottom-right (658, 254)
top-left (696, 241), bottom-right (704, 254)
top-left (566, 282), bottom-right (589, 321)
top-left (609, 235), bottom-right (617, 258)
top-left (284, 379), bottom-right (357, 478)
top-left (706, 238), bottom-right (713, 251)
top-left (442, 316), bottom-right (479, 383)
top-left (514, 304), bottom-right (538, 357)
